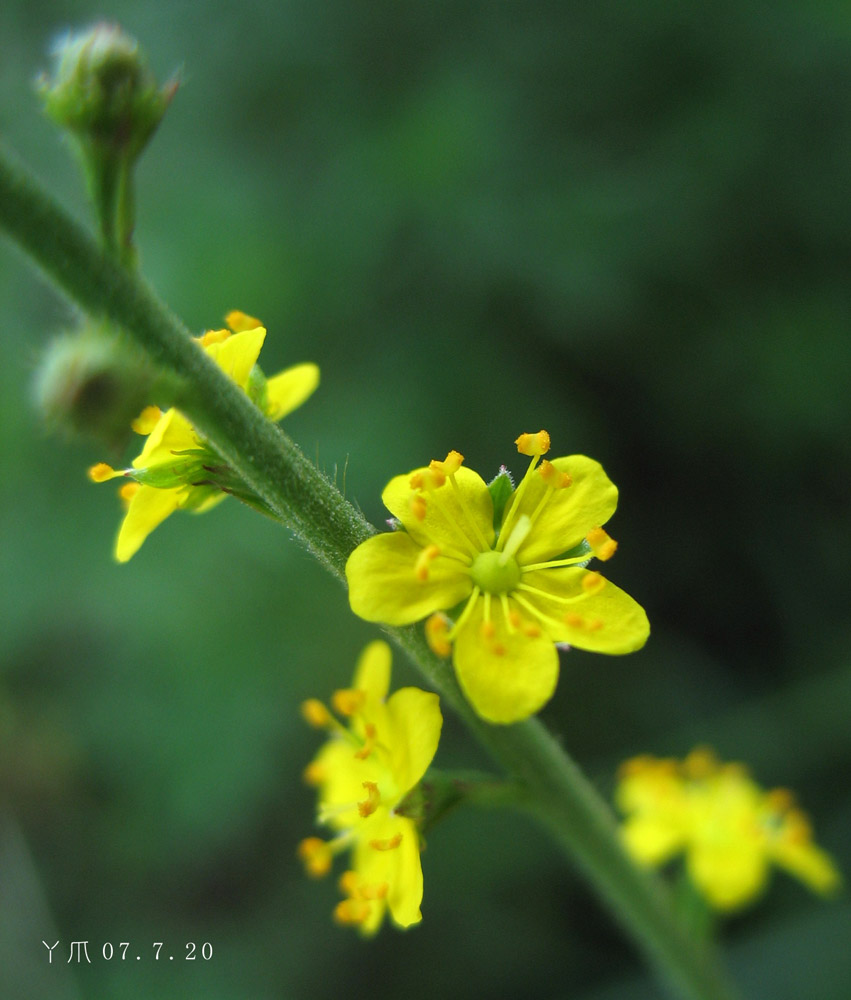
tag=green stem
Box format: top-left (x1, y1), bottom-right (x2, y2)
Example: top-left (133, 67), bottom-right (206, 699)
top-left (0, 143), bottom-right (741, 1000)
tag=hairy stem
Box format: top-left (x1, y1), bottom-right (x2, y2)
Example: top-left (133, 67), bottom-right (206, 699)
top-left (0, 143), bottom-right (741, 1000)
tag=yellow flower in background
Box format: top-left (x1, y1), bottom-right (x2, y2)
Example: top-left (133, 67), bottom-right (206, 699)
top-left (297, 641), bottom-right (442, 934)
top-left (88, 311), bottom-right (319, 561)
top-left (616, 748), bottom-right (842, 911)
top-left (345, 432), bottom-right (649, 724)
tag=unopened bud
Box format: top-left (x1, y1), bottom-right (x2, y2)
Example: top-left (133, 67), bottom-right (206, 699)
top-left (33, 327), bottom-right (157, 448)
top-left (38, 23), bottom-right (176, 159)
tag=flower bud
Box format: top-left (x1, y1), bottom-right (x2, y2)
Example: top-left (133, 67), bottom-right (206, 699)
top-left (38, 23), bottom-right (176, 160)
top-left (37, 24), bottom-right (178, 261)
top-left (33, 327), bottom-right (157, 448)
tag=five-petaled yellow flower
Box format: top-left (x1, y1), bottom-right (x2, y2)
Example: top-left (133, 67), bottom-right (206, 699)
top-left (297, 641), bottom-right (442, 934)
top-left (345, 431), bottom-right (649, 724)
top-left (88, 311), bottom-right (319, 561)
top-left (616, 748), bottom-right (842, 911)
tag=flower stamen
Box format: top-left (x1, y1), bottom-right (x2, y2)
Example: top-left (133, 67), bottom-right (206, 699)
top-left (445, 587), bottom-right (481, 642)
top-left (425, 613), bottom-right (452, 657)
top-left (358, 781), bottom-right (381, 818)
top-left (369, 833), bottom-right (403, 852)
top-left (409, 479), bottom-right (480, 560)
top-left (586, 526), bottom-right (618, 561)
top-left (414, 544), bottom-right (441, 581)
top-left (353, 722), bottom-right (377, 760)
top-left (332, 688), bottom-right (366, 717)
top-left (497, 431), bottom-right (550, 550)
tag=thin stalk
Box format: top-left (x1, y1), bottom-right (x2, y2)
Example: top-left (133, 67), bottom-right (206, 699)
top-left (0, 143), bottom-right (741, 1000)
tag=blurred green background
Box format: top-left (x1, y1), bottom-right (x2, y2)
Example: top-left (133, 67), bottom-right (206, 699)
top-left (2, 2), bottom-right (850, 998)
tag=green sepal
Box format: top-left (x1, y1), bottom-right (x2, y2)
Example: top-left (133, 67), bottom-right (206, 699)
top-left (559, 537), bottom-right (593, 567)
top-left (398, 768), bottom-right (522, 837)
top-left (487, 466), bottom-right (514, 531)
top-left (247, 364), bottom-right (269, 412)
top-left (129, 449), bottom-right (208, 488)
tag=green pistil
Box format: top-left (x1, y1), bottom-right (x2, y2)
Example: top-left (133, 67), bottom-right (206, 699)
top-left (470, 550), bottom-right (521, 594)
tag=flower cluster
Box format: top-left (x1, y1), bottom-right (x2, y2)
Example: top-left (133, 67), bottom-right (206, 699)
top-left (298, 641), bottom-right (442, 934)
top-left (88, 310), bottom-right (318, 560)
top-left (345, 432), bottom-right (649, 724)
top-left (615, 748), bottom-right (841, 911)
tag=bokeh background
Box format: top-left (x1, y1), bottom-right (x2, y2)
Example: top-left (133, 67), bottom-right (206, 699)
top-left (2, 2), bottom-right (850, 998)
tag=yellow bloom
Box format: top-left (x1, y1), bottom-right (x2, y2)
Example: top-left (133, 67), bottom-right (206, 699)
top-left (345, 432), bottom-right (649, 724)
top-left (616, 748), bottom-right (842, 911)
top-left (297, 641), bottom-right (442, 934)
top-left (88, 311), bottom-right (319, 561)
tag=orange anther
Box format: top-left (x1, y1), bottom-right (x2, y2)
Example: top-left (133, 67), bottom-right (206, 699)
top-left (87, 462), bottom-right (120, 483)
top-left (297, 837), bottom-right (332, 878)
top-left (358, 781), bottom-right (381, 818)
top-left (410, 493), bottom-right (428, 521)
top-left (197, 327), bottom-right (231, 347)
top-left (515, 430), bottom-right (551, 457)
top-left (301, 699), bottom-right (332, 728)
top-left (118, 482), bottom-right (140, 507)
top-left (539, 460), bottom-right (572, 488)
top-left (369, 833), bottom-right (403, 852)
top-left (425, 613), bottom-right (452, 657)
top-left (415, 544), bottom-right (441, 581)
top-left (225, 310), bottom-right (263, 333)
top-left (586, 527), bottom-right (618, 561)
top-left (353, 722), bottom-right (377, 760)
top-left (430, 450), bottom-right (464, 476)
top-left (333, 898), bottom-right (371, 926)
top-left (130, 405), bottom-right (162, 435)
top-left (332, 688), bottom-right (366, 717)
top-left (357, 881), bottom-right (389, 901)
top-left (581, 571), bottom-right (606, 595)
top-left (302, 761), bottom-right (325, 786)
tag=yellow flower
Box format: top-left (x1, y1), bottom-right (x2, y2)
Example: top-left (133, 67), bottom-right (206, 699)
top-left (88, 311), bottom-right (319, 561)
top-left (345, 431), bottom-right (649, 724)
top-left (616, 748), bottom-right (842, 911)
top-left (297, 641), bottom-right (442, 934)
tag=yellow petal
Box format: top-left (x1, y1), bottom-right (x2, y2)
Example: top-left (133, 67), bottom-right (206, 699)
top-left (381, 466), bottom-right (494, 555)
top-left (385, 816), bottom-right (425, 928)
top-left (770, 838), bottom-right (842, 896)
top-left (354, 814), bottom-right (423, 932)
top-left (518, 567), bottom-right (649, 654)
top-left (346, 532), bottom-right (472, 626)
top-left (115, 486), bottom-right (182, 562)
top-left (132, 408), bottom-right (197, 469)
top-left (352, 640), bottom-right (392, 703)
top-left (265, 363), bottom-right (320, 421)
top-left (452, 599), bottom-right (559, 723)
top-left (189, 491), bottom-right (228, 515)
top-left (203, 326), bottom-right (266, 389)
top-left (312, 740), bottom-right (376, 831)
top-left (385, 687), bottom-right (442, 793)
top-left (687, 841), bottom-right (769, 911)
top-left (622, 815), bottom-right (687, 866)
top-left (513, 455), bottom-right (618, 564)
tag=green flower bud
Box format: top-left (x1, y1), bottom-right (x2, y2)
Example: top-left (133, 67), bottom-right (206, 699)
top-left (38, 23), bottom-right (176, 160)
top-left (37, 24), bottom-right (178, 261)
top-left (33, 326), bottom-right (157, 448)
